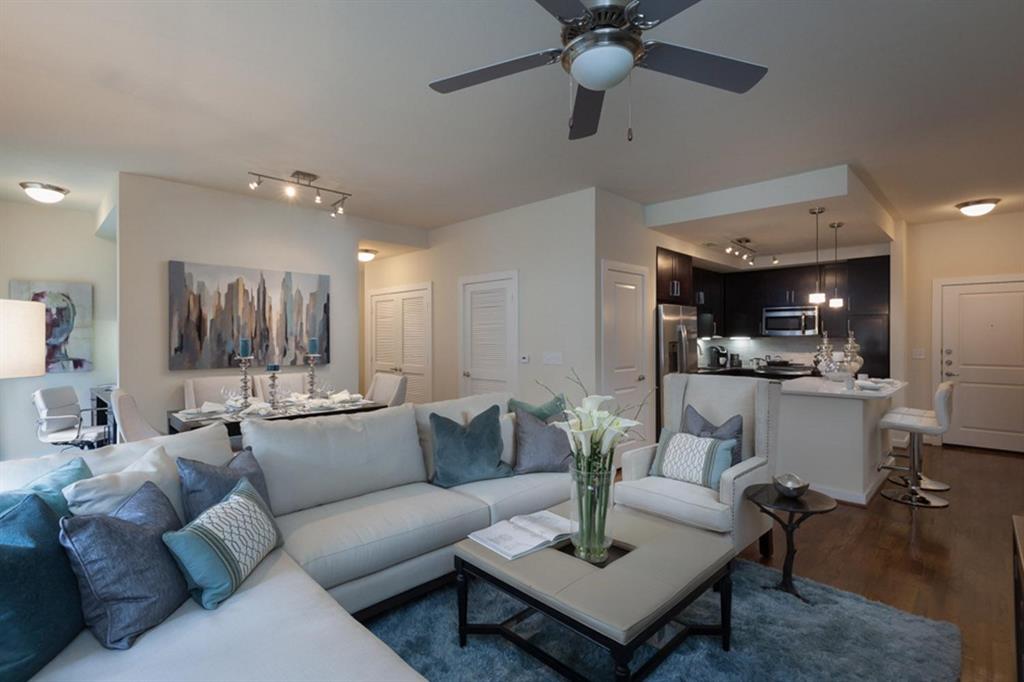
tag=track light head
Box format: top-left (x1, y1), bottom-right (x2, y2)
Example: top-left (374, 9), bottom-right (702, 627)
top-left (772, 256), bottom-right (779, 265)
top-left (725, 246), bottom-right (733, 254)
top-left (315, 189), bottom-right (322, 204)
top-left (248, 176), bottom-right (262, 190)
top-left (284, 185), bottom-right (297, 198)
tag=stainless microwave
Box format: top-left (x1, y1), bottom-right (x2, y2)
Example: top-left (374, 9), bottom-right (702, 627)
top-left (762, 306), bottom-right (819, 336)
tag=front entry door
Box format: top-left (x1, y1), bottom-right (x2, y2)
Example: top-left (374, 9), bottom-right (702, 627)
top-left (940, 279), bottom-right (1024, 452)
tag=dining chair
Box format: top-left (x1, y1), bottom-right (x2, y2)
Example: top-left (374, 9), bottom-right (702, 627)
top-left (185, 375), bottom-right (264, 409)
top-left (32, 386), bottom-right (108, 450)
top-left (110, 389), bottom-right (161, 442)
top-left (255, 372), bottom-right (307, 401)
top-left (366, 373), bottom-right (408, 407)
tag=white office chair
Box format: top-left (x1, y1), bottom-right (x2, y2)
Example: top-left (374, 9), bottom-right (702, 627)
top-left (110, 389), bottom-right (161, 442)
top-left (32, 386), bottom-right (108, 450)
top-left (185, 375), bottom-right (264, 409)
top-left (366, 372), bottom-right (408, 407)
top-left (880, 382), bottom-right (955, 509)
top-left (254, 372), bottom-right (308, 402)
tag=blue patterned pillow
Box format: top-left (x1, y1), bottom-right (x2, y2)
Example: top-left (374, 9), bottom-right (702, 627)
top-left (162, 478), bottom-right (281, 610)
top-left (650, 430), bottom-right (736, 490)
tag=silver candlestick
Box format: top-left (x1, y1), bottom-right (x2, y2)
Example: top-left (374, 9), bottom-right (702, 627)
top-left (306, 353), bottom-right (321, 399)
top-left (268, 370), bottom-right (279, 411)
top-left (237, 356), bottom-right (255, 408)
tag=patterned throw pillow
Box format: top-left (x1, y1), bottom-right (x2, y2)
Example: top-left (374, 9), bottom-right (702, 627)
top-left (651, 430), bottom-right (736, 489)
top-left (162, 478), bottom-right (281, 609)
top-left (683, 405), bottom-right (743, 465)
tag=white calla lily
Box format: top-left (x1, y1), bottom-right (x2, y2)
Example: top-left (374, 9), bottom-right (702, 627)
top-left (581, 395), bottom-right (613, 412)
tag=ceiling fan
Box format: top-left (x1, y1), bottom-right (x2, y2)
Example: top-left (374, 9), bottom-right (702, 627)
top-left (429, 0), bottom-right (768, 140)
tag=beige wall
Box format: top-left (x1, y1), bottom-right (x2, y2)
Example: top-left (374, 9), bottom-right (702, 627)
top-left (117, 174), bottom-right (414, 431)
top-left (0, 199), bottom-right (117, 459)
top-left (904, 209), bottom-right (1024, 409)
top-left (363, 189), bottom-right (597, 404)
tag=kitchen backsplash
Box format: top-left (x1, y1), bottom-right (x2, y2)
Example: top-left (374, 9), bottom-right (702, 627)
top-left (697, 336), bottom-right (820, 368)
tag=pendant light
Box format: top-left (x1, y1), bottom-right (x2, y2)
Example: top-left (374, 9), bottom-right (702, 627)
top-left (808, 207), bottom-right (826, 304)
top-left (828, 222), bottom-right (845, 308)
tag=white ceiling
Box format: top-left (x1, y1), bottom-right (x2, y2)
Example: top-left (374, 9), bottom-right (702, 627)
top-left (1, 0), bottom-right (1022, 229)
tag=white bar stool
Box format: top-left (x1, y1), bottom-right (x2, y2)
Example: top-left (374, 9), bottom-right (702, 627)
top-left (879, 382), bottom-right (955, 509)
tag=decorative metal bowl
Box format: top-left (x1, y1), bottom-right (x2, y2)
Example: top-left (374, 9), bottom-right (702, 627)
top-left (773, 473), bottom-right (809, 498)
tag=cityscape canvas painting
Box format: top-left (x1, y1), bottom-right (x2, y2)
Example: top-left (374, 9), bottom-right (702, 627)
top-left (10, 280), bottom-right (95, 373)
top-left (168, 260), bottom-right (330, 370)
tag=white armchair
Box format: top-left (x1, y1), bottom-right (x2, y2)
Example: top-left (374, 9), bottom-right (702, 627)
top-left (615, 374), bottom-right (781, 557)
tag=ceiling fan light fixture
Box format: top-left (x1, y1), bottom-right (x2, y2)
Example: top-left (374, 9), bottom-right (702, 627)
top-left (569, 43), bottom-right (634, 91)
top-left (956, 198), bottom-right (1000, 217)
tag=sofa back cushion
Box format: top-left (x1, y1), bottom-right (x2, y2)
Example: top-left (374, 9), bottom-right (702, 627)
top-left (0, 423), bottom-right (233, 492)
top-left (242, 404), bottom-right (424, 516)
top-left (413, 392), bottom-right (512, 478)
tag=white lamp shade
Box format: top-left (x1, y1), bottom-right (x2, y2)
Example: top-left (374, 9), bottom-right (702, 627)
top-left (0, 300), bottom-right (46, 378)
top-left (570, 44), bottom-right (634, 91)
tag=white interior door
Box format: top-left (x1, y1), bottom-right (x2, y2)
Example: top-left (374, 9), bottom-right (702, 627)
top-left (368, 284), bottom-right (432, 403)
top-left (459, 272), bottom-right (517, 397)
top-left (940, 279), bottom-right (1024, 452)
top-left (601, 260), bottom-right (653, 444)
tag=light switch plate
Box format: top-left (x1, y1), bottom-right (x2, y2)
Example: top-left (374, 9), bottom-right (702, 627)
top-left (912, 348), bottom-right (926, 360)
top-left (542, 352), bottom-right (563, 366)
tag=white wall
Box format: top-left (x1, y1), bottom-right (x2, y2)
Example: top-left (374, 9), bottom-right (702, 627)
top-left (117, 174), bottom-right (415, 431)
top-left (0, 199), bottom-right (117, 459)
top-left (363, 189), bottom-right (598, 404)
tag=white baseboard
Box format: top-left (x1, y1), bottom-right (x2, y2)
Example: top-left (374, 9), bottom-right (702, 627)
top-left (810, 470), bottom-right (887, 507)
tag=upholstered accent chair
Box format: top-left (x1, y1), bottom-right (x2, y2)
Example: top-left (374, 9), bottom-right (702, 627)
top-left (615, 374), bottom-right (782, 556)
top-left (366, 372), bottom-right (408, 407)
top-left (110, 389), bottom-right (161, 443)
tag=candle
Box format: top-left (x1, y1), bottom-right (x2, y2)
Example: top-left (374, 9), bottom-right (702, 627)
top-left (266, 363), bottom-right (280, 372)
top-left (238, 338), bottom-right (252, 358)
top-left (308, 337), bottom-right (319, 355)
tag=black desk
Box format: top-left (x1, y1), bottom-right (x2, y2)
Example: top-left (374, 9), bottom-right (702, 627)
top-left (167, 402), bottom-right (388, 439)
top-left (90, 385), bottom-right (117, 444)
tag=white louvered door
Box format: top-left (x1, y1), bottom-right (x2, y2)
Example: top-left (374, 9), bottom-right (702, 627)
top-left (367, 284), bottom-right (432, 404)
top-left (459, 272), bottom-right (518, 397)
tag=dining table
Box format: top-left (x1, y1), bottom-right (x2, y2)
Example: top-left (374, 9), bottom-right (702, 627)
top-left (167, 400), bottom-right (387, 438)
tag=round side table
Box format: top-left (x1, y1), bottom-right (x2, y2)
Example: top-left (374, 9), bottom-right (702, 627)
top-left (745, 483), bottom-right (837, 603)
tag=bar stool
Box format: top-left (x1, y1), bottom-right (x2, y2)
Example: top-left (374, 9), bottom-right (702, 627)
top-left (879, 382), bottom-right (955, 508)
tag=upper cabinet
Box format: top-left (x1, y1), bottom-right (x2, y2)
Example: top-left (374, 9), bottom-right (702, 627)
top-left (656, 247), bottom-right (693, 305)
top-left (846, 256), bottom-right (890, 314)
top-left (723, 270), bottom-right (764, 337)
top-left (693, 267), bottom-right (724, 337)
top-left (763, 265), bottom-right (820, 307)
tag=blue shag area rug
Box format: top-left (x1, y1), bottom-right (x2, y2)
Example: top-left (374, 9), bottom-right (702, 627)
top-left (367, 560), bottom-right (960, 681)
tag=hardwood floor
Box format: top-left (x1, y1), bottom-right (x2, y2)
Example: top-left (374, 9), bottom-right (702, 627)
top-left (739, 443), bottom-right (1024, 682)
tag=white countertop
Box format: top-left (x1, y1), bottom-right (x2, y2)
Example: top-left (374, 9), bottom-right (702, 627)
top-left (781, 376), bottom-right (907, 400)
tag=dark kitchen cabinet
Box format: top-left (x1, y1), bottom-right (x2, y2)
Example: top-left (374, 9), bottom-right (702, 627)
top-left (693, 267), bottom-right (724, 338)
top-left (723, 270), bottom-right (764, 337)
top-left (818, 262), bottom-right (849, 338)
top-left (848, 314), bottom-right (890, 378)
top-left (763, 265), bottom-right (819, 307)
top-left (846, 256), bottom-right (890, 314)
top-left (656, 247), bottom-right (693, 305)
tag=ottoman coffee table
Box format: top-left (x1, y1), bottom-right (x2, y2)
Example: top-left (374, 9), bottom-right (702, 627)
top-left (454, 502), bottom-right (734, 681)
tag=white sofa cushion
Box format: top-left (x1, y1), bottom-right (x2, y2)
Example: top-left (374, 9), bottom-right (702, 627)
top-left (414, 392), bottom-right (512, 477)
top-left (276, 482), bottom-right (489, 590)
top-left (614, 476), bottom-right (731, 533)
top-left (62, 445), bottom-right (185, 520)
top-left (0, 423), bottom-right (232, 492)
top-left (452, 472), bottom-right (570, 524)
top-left (33, 550), bottom-right (422, 682)
top-left (242, 404), bottom-right (425, 515)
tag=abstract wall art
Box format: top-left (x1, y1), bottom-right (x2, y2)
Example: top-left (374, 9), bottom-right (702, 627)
top-left (9, 280), bottom-right (94, 373)
top-left (168, 260), bottom-right (329, 370)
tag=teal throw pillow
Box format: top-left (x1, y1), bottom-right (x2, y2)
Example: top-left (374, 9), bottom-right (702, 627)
top-left (162, 478), bottom-right (281, 610)
top-left (650, 429), bottom-right (736, 490)
top-left (0, 458), bottom-right (93, 517)
top-left (431, 405), bottom-right (512, 488)
top-left (1, 494), bottom-right (84, 682)
top-left (508, 395), bottom-right (566, 422)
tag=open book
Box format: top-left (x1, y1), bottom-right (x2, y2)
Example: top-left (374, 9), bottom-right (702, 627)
top-left (468, 510), bottom-right (574, 560)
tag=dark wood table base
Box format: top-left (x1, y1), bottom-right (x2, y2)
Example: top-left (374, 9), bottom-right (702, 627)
top-left (456, 556), bottom-right (733, 682)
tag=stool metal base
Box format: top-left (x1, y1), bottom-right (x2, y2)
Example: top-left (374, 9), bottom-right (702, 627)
top-left (886, 474), bottom-right (951, 492)
top-left (881, 488), bottom-right (949, 508)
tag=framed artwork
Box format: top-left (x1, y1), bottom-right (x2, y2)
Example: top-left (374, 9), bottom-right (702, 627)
top-left (9, 280), bottom-right (94, 373)
top-left (168, 260), bottom-right (330, 370)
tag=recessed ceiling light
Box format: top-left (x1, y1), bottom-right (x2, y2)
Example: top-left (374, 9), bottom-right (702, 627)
top-left (357, 248), bottom-right (378, 263)
top-left (19, 182), bottom-right (69, 204)
top-left (956, 198), bottom-right (1000, 217)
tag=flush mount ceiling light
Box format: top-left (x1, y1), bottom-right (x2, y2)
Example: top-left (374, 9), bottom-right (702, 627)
top-left (247, 171), bottom-right (351, 214)
top-left (357, 248), bottom-right (378, 263)
top-left (956, 198), bottom-right (1001, 217)
top-left (19, 182), bottom-right (69, 204)
top-left (808, 207), bottom-right (827, 304)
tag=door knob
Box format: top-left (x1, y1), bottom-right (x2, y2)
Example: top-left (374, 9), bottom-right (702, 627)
top-left (638, 375), bottom-right (646, 382)
top-left (944, 372), bottom-right (959, 377)
top-left (462, 371), bottom-right (471, 378)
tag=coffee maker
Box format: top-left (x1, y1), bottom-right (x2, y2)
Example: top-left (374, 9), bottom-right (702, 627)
top-left (708, 345), bottom-right (728, 368)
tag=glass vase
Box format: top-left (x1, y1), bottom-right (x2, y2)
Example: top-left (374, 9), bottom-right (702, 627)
top-left (570, 466), bottom-right (614, 564)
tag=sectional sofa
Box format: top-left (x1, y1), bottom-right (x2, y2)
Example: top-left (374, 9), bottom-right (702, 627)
top-left (1, 392), bottom-right (569, 681)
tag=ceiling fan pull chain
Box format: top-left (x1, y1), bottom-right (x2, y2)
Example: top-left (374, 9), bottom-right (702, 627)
top-left (568, 74), bottom-right (575, 128)
top-left (627, 70), bottom-right (634, 142)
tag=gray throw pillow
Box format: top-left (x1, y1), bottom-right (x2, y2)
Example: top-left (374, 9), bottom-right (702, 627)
top-left (683, 405), bottom-right (743, 465)
top-left (431, 405), bottom-right (512, 488)
top-left (512, 408), bottom-right (572, 474)
top-left (59, 481), bottom-right (187, 650)
top-left (177, 448), bottom-right (271, 522)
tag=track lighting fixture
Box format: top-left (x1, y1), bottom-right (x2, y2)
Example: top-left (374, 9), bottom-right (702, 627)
top-left (725, 238), bottom-right (757, 264)
top-left (772, 256), bottom-right (780, 265)
top-left (725, 246), bottom-right (733, 254)
top-left (246, 171), bottom-right (352, 214)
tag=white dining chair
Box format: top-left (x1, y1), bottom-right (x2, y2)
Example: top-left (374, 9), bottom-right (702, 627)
top-left (185, 375), bottom-right (263, 409)
top-left (110, 389), bottom-right (161, 442)
top-left (255, 372), bottom-right (308, 401)
top-left (366, 373), bottom-right (408, 407)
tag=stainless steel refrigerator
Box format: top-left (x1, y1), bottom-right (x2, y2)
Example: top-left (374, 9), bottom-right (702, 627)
top-left (656, 304), bottom-right (698, 430)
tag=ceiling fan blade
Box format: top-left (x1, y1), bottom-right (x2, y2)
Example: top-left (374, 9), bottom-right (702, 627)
top-left (568, 86), bottom-right (604, 140)
top-left (533, 0), bottom-right (589, 24)
top-left (430, 48), bottom-right (562, 94)
top-left (640, 41), bottom-right (767, 93)
top-left (629, 0), bottom-right (703, 28)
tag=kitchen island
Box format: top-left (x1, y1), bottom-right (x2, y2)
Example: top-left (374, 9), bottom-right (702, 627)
top-left (776, 376), bottom-right (907, 505)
